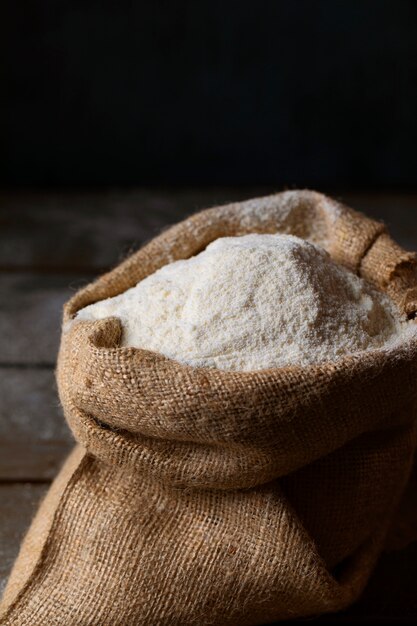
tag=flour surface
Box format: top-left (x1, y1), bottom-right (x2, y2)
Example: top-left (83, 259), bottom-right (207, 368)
top-left (76, 234), bottom-right (406, 370)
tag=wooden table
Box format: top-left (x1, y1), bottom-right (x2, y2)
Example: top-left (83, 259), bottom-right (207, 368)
top-left (1, 189), bottom-right (417, 623)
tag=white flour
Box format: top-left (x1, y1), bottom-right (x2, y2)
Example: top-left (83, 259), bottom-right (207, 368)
top-left (76, 233), bottom-right (406, 371)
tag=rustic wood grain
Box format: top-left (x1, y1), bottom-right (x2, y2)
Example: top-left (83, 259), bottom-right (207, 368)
top-left (1, 190), bottom-right (417, 272)
top-left (0, 273), bottom-right (93, 364)
top-left (0, 189), bottom-right (257, 272)
top-left (0, 483), bottom-right (48, 596)
top-left (1, 193), bottom-right (416, 363)
top-left (0, 368), bottom-right (73, 480)
top-left (1, 191), bottom-right (417, 621)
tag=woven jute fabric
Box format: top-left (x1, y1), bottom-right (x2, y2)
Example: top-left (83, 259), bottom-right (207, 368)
top-left (2, 190), bottom-right (417, 625)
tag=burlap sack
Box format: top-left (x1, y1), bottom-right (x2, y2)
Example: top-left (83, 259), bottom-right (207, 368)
top-left (1, 190), bottom-right (417, 625)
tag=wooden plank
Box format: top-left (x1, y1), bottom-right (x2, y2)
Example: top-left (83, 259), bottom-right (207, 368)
top-left (0, 368), bottom-right (73, 480)
top-left (1, 194), bottom-right (416, 366)
top-left (0, 188), bottom-right (257, 272)
top-left (1, 190), bottom-right (416, 272)
top-left (0, 483), bottom-right (48, 596)
top-left (0, 273), bottom-right (93, 364)
top-left (1, 190), bottom-right (417, 621)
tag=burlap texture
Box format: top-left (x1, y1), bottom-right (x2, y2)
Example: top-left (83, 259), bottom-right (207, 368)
top-left (1, 190), bottom-right (417, 625)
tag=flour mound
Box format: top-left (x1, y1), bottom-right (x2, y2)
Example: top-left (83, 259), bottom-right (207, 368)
top-left (76, 234), bottom-right (405, 371)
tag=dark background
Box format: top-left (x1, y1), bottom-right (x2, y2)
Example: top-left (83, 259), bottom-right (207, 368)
top-left (2, 4), bottom-right (417, 620)
top-left (1, 0), bottom-right (417, 188)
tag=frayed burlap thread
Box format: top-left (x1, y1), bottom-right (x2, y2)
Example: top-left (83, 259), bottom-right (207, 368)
top-left (1, 190), bottom-right (417, 625)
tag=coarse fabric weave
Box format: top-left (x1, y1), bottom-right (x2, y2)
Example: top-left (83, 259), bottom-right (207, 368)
top-left (1, 190), bottom-right (417, 625)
